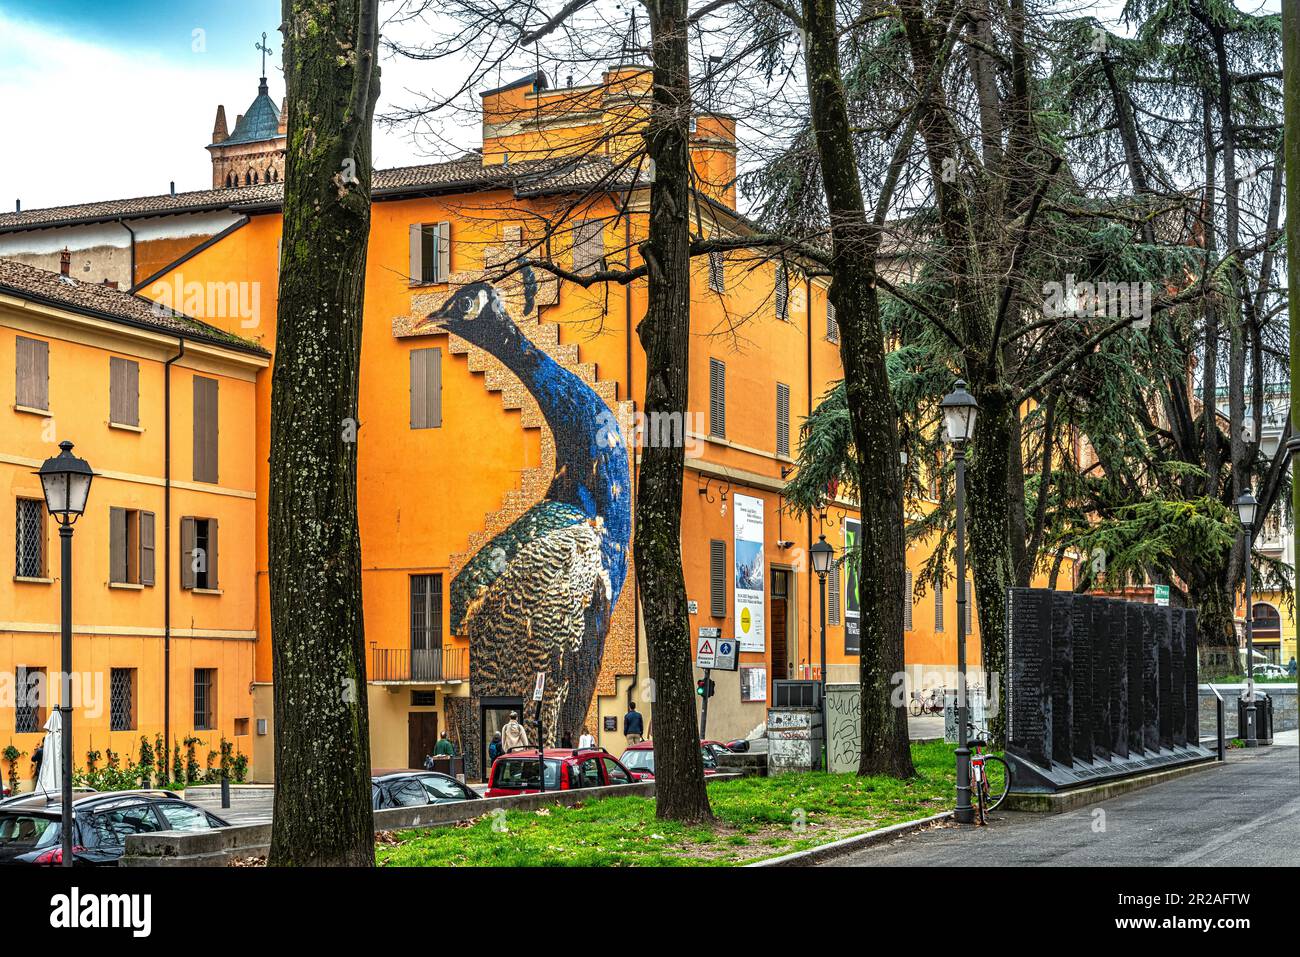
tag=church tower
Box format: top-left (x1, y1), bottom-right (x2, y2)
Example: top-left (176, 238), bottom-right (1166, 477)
top-left (207, 75), bottom-right (287, 189)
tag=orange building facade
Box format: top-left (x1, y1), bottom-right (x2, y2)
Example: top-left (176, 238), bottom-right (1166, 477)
top-left (1, 67), bottom-right (994, 784)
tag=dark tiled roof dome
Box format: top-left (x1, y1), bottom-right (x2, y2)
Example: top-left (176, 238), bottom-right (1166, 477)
top-left (216, 78), bottom-right (282, 147)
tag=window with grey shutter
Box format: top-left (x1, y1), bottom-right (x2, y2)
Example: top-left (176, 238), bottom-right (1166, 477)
top-left (15, 498), bottom-right (44, 578)
top-left (709, 539), bottom-right (726, 617)
top-left (110, 507), bottom-right (129, 583)
top-left (826, 299), bottom-right (839, 342)
top-left (709, 358), bottom-right (725, 438)
top-left (776, 382), bottom-right (790, 457)
top-left (964, 578), bottom-right (974, 633)
top-left (180, 517), bottom-right (196, 589)
top-left (15, 336), bottom-right (49, 411)
top-left (828, 559), bottom-right (841, 625)
top-left (410, 222), bottom-right (451, 284)
top-left (904, 569), bottom-right (913, 631)
top-left (109, 356), bottom-right (139, 427)
top-left (410, 348), bottom-right (442, 429)
top-left (572, 220), bottom-right (605, 274)
top-left (193, 375), bottom-right (219, 484)
top-left (775, 263), bottom-right (789, 320)
top-left (934, 576), bottom-right (944, 632)
top-left (139, 511), bottom-right (155, 586)
top-left (708, 251), bottom-right (725, 293)
top-left (194, 518), bottom-right (218, 589)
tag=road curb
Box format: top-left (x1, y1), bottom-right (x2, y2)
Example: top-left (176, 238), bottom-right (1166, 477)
top-left (1003, 755), bottom-right (1222, 813)
top-left (745, 810), bottom-right (953, 867)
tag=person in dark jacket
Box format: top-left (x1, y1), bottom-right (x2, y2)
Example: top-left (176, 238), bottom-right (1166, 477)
top-left (487, 732), bottom-right (504, 766)
top-left (623, 702), bottom-right (644, 745)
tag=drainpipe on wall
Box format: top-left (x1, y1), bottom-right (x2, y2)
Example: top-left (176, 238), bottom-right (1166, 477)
top-left (163, 337), bottom-right (185, 760)
top-left (623, 194), bottom-right (640, 710)
top-left (119, 220), bottom-right (136, 289)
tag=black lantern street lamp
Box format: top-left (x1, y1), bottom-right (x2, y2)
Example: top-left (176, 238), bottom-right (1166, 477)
top-left (1237, 488), bottom-right (1259, 748)
top-left (35, 441), bottom-right (94, 867)
top-left (811, 533), bottom-right (835, 768)
top-left (941, 380), bottom-right (978, 824)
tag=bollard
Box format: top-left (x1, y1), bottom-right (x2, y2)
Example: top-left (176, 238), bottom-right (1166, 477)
top-left (1216, 695), bottom-right (1226, 761)
top-left (221, 765), bottom-right (231, 809)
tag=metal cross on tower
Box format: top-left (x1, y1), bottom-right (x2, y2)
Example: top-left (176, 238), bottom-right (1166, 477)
top-left (256, 32), bottom-right (273, 77)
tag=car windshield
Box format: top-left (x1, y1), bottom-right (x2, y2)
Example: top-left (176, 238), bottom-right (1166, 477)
top-left (492, 758), bottom-right (561, 789)
top-left (0, 813), bottom-right (58, 849)
top-left (418, 775), bottom-right (470, 801)
top-left (620, 749), bottom-right (654, 771)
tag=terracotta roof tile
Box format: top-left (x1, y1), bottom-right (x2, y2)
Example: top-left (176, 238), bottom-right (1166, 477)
top-left (0, 258), bottom-right (268, 356)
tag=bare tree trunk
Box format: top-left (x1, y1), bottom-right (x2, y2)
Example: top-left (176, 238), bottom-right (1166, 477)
top-left (803, 0), bottom-right (913, 777)
top-left (638, 0), bottom-right (711, 822)
top-left (269, 0), bottom-right (380, 866)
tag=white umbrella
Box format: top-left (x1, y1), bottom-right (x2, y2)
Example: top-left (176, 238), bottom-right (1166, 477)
top-left (34, 709), bottom-right (61, 796)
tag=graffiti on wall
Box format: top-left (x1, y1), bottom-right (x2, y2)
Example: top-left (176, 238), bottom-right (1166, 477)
top-left (414, 268), bottom-right (632, 759)
top-left (826, 684), bottom-right (862, 772)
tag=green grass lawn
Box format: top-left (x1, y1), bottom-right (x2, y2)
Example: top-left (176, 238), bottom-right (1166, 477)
top-left (376, 741), bottom-right (958, 867)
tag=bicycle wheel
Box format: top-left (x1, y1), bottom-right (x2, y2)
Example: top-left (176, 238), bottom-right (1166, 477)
top-left (980, 755), bottom-right (1010, 812)
top-left (910, 699), bottom-right (922, 717)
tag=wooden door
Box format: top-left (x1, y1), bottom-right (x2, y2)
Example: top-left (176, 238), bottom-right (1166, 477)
top-left (408, 712), bottom-right (438, 770)
top-left (771, 569), bottom-right (789, 680)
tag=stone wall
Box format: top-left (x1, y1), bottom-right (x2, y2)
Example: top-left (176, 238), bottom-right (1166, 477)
top-left (1197, 684), bottom-right (1296, 737)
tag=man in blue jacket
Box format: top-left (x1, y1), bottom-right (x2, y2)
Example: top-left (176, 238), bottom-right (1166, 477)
top-left (623, 702), bottom-right (644, 745)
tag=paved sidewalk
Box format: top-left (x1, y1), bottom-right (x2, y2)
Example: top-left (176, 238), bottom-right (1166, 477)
top-left (825, 745), bottom-right (1300, 867)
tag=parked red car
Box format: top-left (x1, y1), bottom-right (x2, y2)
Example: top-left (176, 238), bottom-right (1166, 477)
top-left (618, 741), bottom-right (719, 781)
top-left (484, 748), bottom-right (637, 797)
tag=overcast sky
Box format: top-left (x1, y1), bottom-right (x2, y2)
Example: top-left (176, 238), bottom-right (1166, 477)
top-left (0, 0), bottom-right (1283, 212)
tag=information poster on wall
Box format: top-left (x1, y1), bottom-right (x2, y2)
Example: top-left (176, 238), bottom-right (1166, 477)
top-left (740, 665), bottom-right (767, 702)
top-left (843, 517), bottom-right (861, 655)
top-left (733, 493), bottom-right (766, 651)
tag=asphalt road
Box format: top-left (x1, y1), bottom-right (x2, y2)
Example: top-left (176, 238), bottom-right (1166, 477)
top-left (827, 743), bottom-right (1300, 866)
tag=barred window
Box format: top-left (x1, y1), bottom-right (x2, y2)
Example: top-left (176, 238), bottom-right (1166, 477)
top-left (411, 574), bottom-right (444, 651)
top-left (708, 251), bottom-right (725, 293)
top-left (572, 220), bottom-right (605, 274)
top-left (16, 498), bottom-right (44, 578)
top-left (194, 668), bottom-right (216, 731)
top-left (16, 667), bottom-right (45, 734)
top-left (110, 668), bottom-right (136, 731)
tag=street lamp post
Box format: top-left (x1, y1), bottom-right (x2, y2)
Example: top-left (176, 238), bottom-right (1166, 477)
top-left (941, 380), bottom-right (978, 825)
top-left (810, 534), bottom-right (834, 770)
top-left (1237, 488), bottom-right (1258, 747)
top-left (36, 441), bottom-right (95, 868)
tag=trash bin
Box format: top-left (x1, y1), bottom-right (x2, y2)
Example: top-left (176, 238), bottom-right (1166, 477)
top-left (1236, 692), bottom-right (1273, 745)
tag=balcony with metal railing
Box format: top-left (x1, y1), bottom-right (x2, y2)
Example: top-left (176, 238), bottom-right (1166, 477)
top-left (368, 645), bottom-right (468, 685)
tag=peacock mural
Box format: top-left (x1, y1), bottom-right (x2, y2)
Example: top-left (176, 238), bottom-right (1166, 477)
top-left (414, 266), bottom-right (632, 761)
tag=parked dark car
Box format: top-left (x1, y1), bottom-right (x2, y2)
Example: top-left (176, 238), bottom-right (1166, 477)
top-left (0, 790), bottom-right (229, 866)
top-left (484, 748), bottom-right (636, 797)
top-left (371, 771), bottom-right (479, 810)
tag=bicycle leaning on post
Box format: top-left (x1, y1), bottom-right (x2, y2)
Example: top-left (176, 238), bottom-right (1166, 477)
top-left (967, 723), bottom-right (1010, 824)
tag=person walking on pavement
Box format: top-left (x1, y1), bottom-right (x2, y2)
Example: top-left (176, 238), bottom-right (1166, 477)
top-left (623, 701), bottom-right (644, 745)
top-left (501, 711), bottom-right (529, 751)
top-left (488, 732), bottom-right (504, 765)
top-left (578, 727), bottom-right (596, 749)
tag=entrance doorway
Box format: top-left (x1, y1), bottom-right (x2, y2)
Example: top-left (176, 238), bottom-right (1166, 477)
top-left (771, 569), bottom-right (790, 680)
top-left (407, 711), bottom-right (438, 770)
top-left (479, 696), bottom-right (525, 780)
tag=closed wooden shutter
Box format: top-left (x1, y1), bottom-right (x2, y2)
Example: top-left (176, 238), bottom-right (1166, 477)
top-left (16, 336), bottom-right (49, 410)
top-left (826, 300), bottom-right (838, 342)
top-left (180, 517), bottom-right (196, 589)
top-left (709, 358), bottom-right (725, 438)
top-left (776, 382), bottom-right (790, 457)
top-left (965, 578), bottom-right (974, 632)
top-left (139, 510), bottom-right (155, 586)
top-left (775, 263), bottom-right (789, 320)
top-left (934, 576), bottom-right (944, 631)
top-left (709, 539), bottom-right (726, 618)
top-left (410, 348), bottom-right (442, 429)
top-left (904, 569), bottom-right (913, 631)
top-left (193, 375), bottom-right (219, 483)
top-left (110, 357), bottom-right (139, 426)
top-left (109, 507), bottom-right (128, 583)
top-left (828, 559), bottom-right (841, 625)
